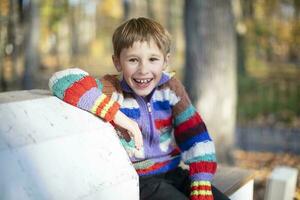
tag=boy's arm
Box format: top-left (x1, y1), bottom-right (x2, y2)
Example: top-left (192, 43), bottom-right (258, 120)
top-left (49, 68), bottom-right (142, 149)
top-left (49, 68), bottom-right (120, 122)
top-left (170, 77), bottom-right (217, 200)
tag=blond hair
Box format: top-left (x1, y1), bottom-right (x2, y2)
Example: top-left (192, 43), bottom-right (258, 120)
top-left (112, 17), bottom-right (171, 57)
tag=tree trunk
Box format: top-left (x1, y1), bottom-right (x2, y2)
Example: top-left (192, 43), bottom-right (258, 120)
top-left (146, 0), bottom-right (154, 19)
top-left (184, 0), bottom-right (237, 163)
top-left (22, 0), bottom-right (40, 89)
top-left (70, 5), bottom-right (80, 57)
top-left (0, 0), bottom-right (9, 91)
top-left (7, 0), bottom-right (20, 88)
top-left (123, 0), bottom-right (132, 20)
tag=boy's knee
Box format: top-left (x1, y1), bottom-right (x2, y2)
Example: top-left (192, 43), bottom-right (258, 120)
top-left (140, 179), bottom-right (188, 200)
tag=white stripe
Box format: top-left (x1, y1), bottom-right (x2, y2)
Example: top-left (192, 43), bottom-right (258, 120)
top-left (153, 88), bottom-right (180, 106)
top-left (48, 68), bottom-right (89, 90)
top-left (159, 137), bottom-right (172, 152)
top-left (125, 147), bottom-right (145, 159)
top-left (111, 91), bottom-right (124, 104)
top-left (121, 97), bottom-right (139, 109)
top-left (181, 141), bottom-right (216, 162)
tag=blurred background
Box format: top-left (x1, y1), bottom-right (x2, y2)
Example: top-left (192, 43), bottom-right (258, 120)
top-left (0, 0), bottom-right (300, 199)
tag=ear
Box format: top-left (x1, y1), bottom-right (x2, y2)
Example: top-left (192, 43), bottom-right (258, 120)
top-left (163, 53), bottom-right (171, 70)
top-left (112, 55), bottom-right (122, 72)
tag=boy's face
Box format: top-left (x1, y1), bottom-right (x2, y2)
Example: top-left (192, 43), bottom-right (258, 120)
top-left (113, 39), bottom-right (169, 97)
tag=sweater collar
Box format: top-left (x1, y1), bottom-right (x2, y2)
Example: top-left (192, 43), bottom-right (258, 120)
top-left (120, 71), bottom-right (173, 93)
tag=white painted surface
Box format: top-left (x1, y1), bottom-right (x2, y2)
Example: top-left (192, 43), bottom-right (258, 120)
top-left (264, 166), bottom-right (298, 200)
top-left (0, 90), bottom-right (139, 200)
top-left (229, 179), bottom-right (254, 200)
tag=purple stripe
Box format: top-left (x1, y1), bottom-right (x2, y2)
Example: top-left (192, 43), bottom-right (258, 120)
top-left (157, 72), bottom-right (171, 85)
top-left (77, 87), bottom-right (102, 110)
top-left (191, 172), bottom-right (213, 181)
top-left (131, 154), bottom-right (175, 163)
top-left (153, 109), bottom-right (172, 121)
top-left (149, 153), bottom-right (177, 163)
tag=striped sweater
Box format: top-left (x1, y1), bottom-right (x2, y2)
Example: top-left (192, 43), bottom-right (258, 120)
top-left (49, 68), bottom-right (217, 199)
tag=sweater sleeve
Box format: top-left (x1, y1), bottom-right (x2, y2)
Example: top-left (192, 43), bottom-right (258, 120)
top-left (170, 77), bottom-right (217, 200)
top-left (48, 68), bottom-right (122, 122)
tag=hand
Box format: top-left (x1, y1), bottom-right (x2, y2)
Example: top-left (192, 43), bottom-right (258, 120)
top-left (113, 110), bottom-right (143, 150)
top-left (190, 180), bottom-right (213, 200)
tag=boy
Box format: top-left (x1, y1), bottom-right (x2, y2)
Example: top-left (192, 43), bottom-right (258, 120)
top-left (49, 17), bottom-right (229, 200)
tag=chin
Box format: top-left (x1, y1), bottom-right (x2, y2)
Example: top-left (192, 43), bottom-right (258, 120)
top-left (133, 89), bottom-right (152, 97)
top-left (129, 80), bottom-right (156, 97)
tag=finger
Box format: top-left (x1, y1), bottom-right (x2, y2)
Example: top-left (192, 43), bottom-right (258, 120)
top-left (137, 130), bottom-right (143, 148)
top-left (133, 131), bottom-right (143, 150)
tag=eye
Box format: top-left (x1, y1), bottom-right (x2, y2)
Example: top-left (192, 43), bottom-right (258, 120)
top-left (150, 57), bottom-right (159, 62)
top-left (129, 58), bottom-right (138, 63)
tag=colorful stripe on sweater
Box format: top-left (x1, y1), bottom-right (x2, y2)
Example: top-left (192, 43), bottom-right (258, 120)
top-left (49, 68), bottom-right (217, 186)
top-left (49, 68), bottom-right (120, 122)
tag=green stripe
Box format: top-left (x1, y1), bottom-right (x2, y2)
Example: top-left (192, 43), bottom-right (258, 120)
top-left (133, 160), bottom-right (155, 170)
top-left (174, 105), bottom-right (196, 126)
top-left (52, 74), bottom-right (86, 99)
top-left (96, 79), bottom-right (103, 91)
top-left (159, 131), bottom-right (172, 143)
top-left (120, 138), bottom-right (135, 148)
top-left (185, 153), bottom-right (216, 164)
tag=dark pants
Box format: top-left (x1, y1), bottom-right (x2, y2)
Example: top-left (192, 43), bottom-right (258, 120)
top-left (140, 167), bottom-right (230, 200)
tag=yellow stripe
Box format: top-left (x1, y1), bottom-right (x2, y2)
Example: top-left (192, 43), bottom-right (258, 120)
top-left (100, 98), bottom-right (115, 118)
top-left (191, 181), bottom-right (211, 187)
top-left (91, 94), bottom-right (106, 114)
top-left (191, 190), bottom-right (212, 196)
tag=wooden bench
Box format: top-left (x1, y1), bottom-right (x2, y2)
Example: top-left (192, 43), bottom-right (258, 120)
top-left (0, 89), bottom-right (254, 199)
top-left (213, 165), bottom-right (254, 200)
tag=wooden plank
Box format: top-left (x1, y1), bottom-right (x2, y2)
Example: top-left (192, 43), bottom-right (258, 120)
top-left (212, 165), bottom-right (255, 196)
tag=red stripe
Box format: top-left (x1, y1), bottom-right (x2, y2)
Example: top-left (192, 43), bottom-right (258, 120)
top-left (170, 147), bottom-right (181, 156)
top-left (191, 185), bottom-right (212, 191)
top-left (95, 96), bottom-right (110, 116)
top-left (175, 122), bottom-right (207, 144)
top-left (63, 76), bottom-right (97, 106)
top-left (175, 114), bottom-right (202, 136)
top-left (191, 195), bottom-right (213, 200)
top-left (136, 160), bottom-right (170, 174)
top-left (189, 161), bottom-right (217, 175)
top-left (104, 102), bottom-right (120, 122)
top-left (155, 117), bottom-right (172, 129)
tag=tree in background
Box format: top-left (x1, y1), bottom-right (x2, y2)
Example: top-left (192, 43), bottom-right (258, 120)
top-left (0, 0), bottom-right (9, 91)
top-left (184, 0), bottom-right (237, 163)
top-left (22, 0), bottom-right (40, 89)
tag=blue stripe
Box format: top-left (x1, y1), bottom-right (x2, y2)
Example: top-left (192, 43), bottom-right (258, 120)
top-left (153, 101), bottom-right (170, 111)
top-left (139, 156), bottom-right (181, 176)
top-left (52, 74), bottom-right (86, 99)
top-left (174, 105), bottom-right (196, 126)
top-left (120, 108), bottom-right (140, 119)
top-left (179, 131), bottom-right (212, 151)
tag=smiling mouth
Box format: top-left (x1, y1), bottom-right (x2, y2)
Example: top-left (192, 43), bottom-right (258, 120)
top-left (132, 78), bottom-right (154, 89)
top-left (133, 78), bottom-right (153, 84)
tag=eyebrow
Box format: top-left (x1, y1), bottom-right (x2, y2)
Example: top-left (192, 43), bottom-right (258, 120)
top-left (125, 53), bottom-right (162, 58)
top-left (149, 54), bottom-right (161, 57)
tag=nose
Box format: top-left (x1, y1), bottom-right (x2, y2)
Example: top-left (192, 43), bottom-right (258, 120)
top-left (139, 61), bottom-right (149, 75)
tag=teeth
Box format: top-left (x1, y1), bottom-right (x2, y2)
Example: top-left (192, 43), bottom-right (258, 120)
top-left (134, 79), bottom-right (152, 83)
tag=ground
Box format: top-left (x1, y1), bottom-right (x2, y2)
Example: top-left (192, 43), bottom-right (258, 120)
top-left (233, 150), bottom-right (300, 200)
